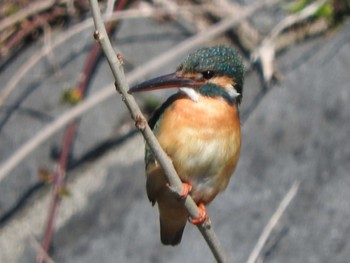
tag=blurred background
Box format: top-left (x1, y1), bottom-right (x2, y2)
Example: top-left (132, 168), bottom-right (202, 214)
top-left (0, 0), bottom-right (349, 262)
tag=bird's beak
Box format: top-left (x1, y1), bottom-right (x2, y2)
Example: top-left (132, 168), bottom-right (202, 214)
top-left (129, 72), bottom-right (203, 93)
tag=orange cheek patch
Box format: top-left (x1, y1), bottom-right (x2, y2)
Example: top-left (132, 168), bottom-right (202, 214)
top-left (210, 76), bottom-right (236, 91)
top-left (180, 72), bottom-right (196, 79)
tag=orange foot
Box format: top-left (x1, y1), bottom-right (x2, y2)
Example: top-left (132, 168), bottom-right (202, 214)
top-left (189, 203), bottom-right (208, 225)
top-left (179, 182), bottom-right (192, 199)
top-left (166, 182), bottom-right (192, 200)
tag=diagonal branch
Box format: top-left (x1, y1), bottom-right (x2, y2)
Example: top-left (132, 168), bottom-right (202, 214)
top-left (246, 181), bottom-right (300, 263)
top-left (251, 0), bottom-right (328, 85)
top-left (0, 18), bottom-right (93, 107)
top-left (0, 0), bottom-right (70, 32)
top-left (89, 0), bottom-right (228, 262)
top-left (30, 234), bottom-right (56, 263)
top-left (268, 0), bottom-right (328, 41)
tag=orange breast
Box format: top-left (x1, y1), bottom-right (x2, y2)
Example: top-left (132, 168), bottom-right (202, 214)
top-left (156, 94), bottom-right (241, 204)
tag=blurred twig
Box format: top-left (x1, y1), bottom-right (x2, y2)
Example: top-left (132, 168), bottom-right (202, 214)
top-left (0, 0), bottom-right (70, 32)
top-left (43, 20), bottom-right (62, 76)
top-left (251, 0), bottom-right (328, 85)
top-left (1, 6), bottom-right (67, 61)
top-left (30, 234), bottom-right (56, 263)
top-left (0, 18), bottom-right (92, 107)
top-left (205, 0), bottom-right (261, 53)
top-left (246, 182), bottom-right (300, 263)
top-left (269, 0), bottom-right (328, 41)
top-left (103, 3), bottom-right (214, 20)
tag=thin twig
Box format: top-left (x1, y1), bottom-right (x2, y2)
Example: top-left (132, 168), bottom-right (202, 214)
top-left (275, 18), bottom-right (329, 51)
top-left (246, 181), bottom-right (300, 263)
top-left (0, 0), bottom-right (70, 32)
top-left (268, 0), bottom-right (328, 41)
top-left (0, 0), bottom-right (279, 192)
top-left (0, 18), bottom-right (93, 106)
top-left (251, 0), bottom-right (328, 84)
top-left (43, 20), bottom-right (61, 76)
top-left (37, 164), bottom-right (65, 263)
top-left (106, 0), bottom-right (117, 16)
top-left (1, 7), bottom-right (67, 62)
top-left (29, 234), bottom-right (56, 263)
top-left (208, 0), bottom-right (261, 52)
top-left (104, 4), bottom-right (213, 20)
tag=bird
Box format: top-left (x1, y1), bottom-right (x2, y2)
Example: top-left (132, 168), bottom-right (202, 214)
top-left (129, 46), bottom-right (244, 246)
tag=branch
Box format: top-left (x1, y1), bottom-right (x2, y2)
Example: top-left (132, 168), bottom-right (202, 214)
top-left (1, 7), bottom-right (67, 62)
top-left (37, 163), bottom-right (66, 263)
top-left (29, 234), bottom-right (56, 263)
top-left (246, 181), bottom-right (300, 263)
top-left (251, 0), bottom-right (328, 85)
top-left (89, 0), bottom-right (229, 261)
top-left (0, 18), bottom-right (93, 107)
top-left (268, 0), bottom-right (328, 41)
top-left (106, 3), bottom-right (213, 20)
top-left (0, 0), bottom-right (70, 32)
top-left (207, 0), bottom-right (261, 53)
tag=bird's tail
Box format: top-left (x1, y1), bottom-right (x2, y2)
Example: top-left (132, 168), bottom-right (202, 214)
top-left (160, 215), bottom-right (187, 245)
top-left (158, 197), bottom-right (188, 246)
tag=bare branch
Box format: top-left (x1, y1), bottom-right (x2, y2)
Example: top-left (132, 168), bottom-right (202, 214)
top-left (105, 0), bottom-right (117, 16)
top-left (43, 20), bottom-right (62, 76)
top-left (268, 0), bottom-right (328, 41)
top-left (37, 165), bottom-right (65, 263)
top-left (0, 18), bottom-right (93, 106)
top-left (246, 181), bottom-right (300, 263)
top-left (209, 0), bottom-right (261, 52)
top-left (105, 4), bottom-right (213, 20)
top-left (29, 234), bottom-right (56, 263)
top-left (0, 0), bottom-right (70, 32)
top-left (251, 0), bottom-right (328, 85)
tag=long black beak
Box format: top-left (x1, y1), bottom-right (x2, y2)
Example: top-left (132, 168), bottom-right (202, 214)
top-left (128, 72), bottom-right (203, 93)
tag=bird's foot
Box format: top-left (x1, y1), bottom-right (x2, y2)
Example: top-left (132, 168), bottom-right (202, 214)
top-left (166, 182), bottom-right (192, 200)
top-left (179, 182), bottom-right (192, 199)
top-left (189, 203), bottom-right (208, 225)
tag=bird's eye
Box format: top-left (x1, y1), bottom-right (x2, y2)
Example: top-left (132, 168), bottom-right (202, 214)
top-left (202, 70), bottom-right (215, 80)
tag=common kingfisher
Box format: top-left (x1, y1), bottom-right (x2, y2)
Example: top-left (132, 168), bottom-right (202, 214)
top-left (129, 46), bottom-right (244, 245)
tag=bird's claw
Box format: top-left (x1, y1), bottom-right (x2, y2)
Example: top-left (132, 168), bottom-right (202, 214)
top-left (189, 203), bottom-right (208, 225)
top-left (179, 182), bottom-right (192, 200)
top-left (166, 182), bottom-right (192, 200)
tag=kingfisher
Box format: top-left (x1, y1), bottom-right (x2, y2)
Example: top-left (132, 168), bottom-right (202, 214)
top-left (129, 46), bottom-right (244, 246)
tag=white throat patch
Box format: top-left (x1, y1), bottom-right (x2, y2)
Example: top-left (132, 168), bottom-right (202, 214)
top-left (179, 87), bottom-right (199, 102)
top-left (226, 84), bottom-right (240, 99)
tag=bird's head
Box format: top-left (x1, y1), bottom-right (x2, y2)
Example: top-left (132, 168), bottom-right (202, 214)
top-left (129, 46), bottom-right (245, 104)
